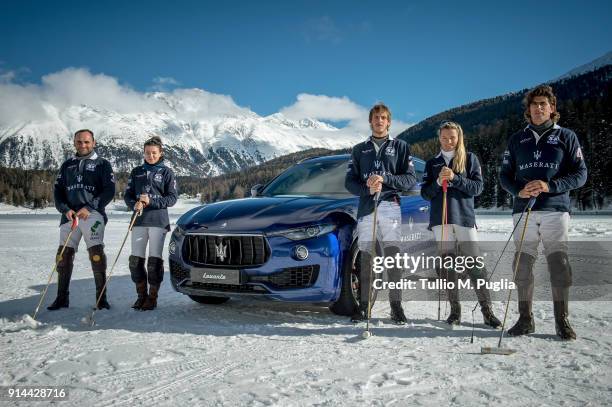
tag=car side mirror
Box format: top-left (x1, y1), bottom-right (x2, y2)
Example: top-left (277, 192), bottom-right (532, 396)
top-left (251, 184), bottom-right (264, 197)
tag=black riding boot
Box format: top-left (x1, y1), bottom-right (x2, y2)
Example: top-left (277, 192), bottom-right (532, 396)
top-left (508, 252), bottom-right (536, 336)
top-left (47, 246), bottom-right (75, 310)
top-left (445, 267), bottom-right (461, 325)
top-left (385, 246), bottom-right (407, 324)
top-left (141, 257), bottom-right (164, 310)
top-left (129, 255), bottom-right (148, 309)
top-left (351, 251), bottom-right (373, 322)
top-left (468, 266), bottom-right (501, 328)
top-left (548, 252), bottom-right (576, 340)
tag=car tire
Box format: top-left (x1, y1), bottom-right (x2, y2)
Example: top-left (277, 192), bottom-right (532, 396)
top-left (329, 241), bottom-right (378, 316)
top-left (188, 295), bottom-right (230, 305)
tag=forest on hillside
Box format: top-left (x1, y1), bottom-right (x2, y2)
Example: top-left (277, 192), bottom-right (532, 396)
top-left (402, 66), bottom-right (612, 209)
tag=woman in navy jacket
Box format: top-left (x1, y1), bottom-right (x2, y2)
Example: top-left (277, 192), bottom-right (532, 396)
top-left (421, 121), bottom-right (501, 327)
top-left (124, 136), bottom-right (178, 310)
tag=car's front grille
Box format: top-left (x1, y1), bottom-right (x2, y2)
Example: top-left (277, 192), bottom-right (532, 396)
top-left (183, 234), bottom-right (269, 267)
top-left (252, 265), bottom-right (320, 289)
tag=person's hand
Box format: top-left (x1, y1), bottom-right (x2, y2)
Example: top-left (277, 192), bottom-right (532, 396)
top-left (438, 166), bottom-right (455, 184)
top-left (366, 175), bottom-right (384, 188)
top-left (369, 182), bottom-right (382, 195)
top-left (518, 188), bottom-right (533, 198)
top-left (135, 201), bottom-right (144, 212)
top-left (139, 193), bottom-right (150, 206)
top-left (76, 207), bottom-right (90, 220)
top-left (65, 209), bottom-right (76, 221)
top-left (524, 180), bottom-right (549, 196)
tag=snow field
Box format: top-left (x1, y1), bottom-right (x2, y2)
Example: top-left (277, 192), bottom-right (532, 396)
top-left (1, 213), bottom-right (611, 406)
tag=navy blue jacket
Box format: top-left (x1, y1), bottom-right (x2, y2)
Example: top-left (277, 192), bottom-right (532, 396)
top-left (421, 151), bottom-right (483, 229)
top-left (124, 159), bottom-right (178, 231)
top-left (345, 136), bottom-right (417, 218)
top-left (54, 151), bottom-right (116, 225)
top-left (500, 124), bottom-right (587, 214)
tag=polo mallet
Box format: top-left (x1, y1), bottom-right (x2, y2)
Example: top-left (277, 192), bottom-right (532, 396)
top-left (437, 179), bottom-right (448, 321)
top-left (32, 217), bottom-right (79, 321)
top-left (85, 208), bottom-right (141, 327)
top-left (481, 196), bottom-right (536, 355)
top-left (469, 196), bottom-right (536, 343)
top-left (362, 190), bottom-right (381, 339)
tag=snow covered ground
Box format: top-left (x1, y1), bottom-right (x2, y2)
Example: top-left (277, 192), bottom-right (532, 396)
top-left (1, 209), bottom-right (611, 406)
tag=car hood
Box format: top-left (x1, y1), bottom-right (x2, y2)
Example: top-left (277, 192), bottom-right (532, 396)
top-left (177, 196), bottom-right (357, 233)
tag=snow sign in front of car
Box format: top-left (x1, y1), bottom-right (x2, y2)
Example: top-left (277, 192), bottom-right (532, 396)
top-left (168, 154), bottom-right (429, 315)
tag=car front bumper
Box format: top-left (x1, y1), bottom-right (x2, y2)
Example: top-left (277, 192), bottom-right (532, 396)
top-left (168, 232), bottom-right (343, 302)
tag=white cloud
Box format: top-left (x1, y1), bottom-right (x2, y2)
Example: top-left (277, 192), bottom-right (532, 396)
top-left (151, 76), bottom-right (180, 91)
top-left (280, 93), bottom-right (366, 122)
top-left (0, 67), bottom-right (412, 137)
top-left (165, 88), bottom-right (253, 121)
top-left (153, 76), bottom-right (179, 86)
top-left (0, 70), bottom-right (17, 83)
top-left (40, 68), bottom-right (163, 114)
top-left (280, 93), bottom-right (413, 137)
top-left (0, 67), bottom-right (250, 126)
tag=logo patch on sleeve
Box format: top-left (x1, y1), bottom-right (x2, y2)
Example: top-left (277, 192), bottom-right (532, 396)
top-left (547, 134), bottom-right (559, 144)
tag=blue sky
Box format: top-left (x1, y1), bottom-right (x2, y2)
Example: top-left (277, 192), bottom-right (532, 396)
top-left (1, 0), bottom-right (610, 125)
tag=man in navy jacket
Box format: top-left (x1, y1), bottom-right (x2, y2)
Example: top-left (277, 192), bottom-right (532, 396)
top-left (345, 103), bottom-right (417, 324)
top-left (49, 129), bottom-right (115, 311)
top-left (500, 85), bottom-right (587, 340)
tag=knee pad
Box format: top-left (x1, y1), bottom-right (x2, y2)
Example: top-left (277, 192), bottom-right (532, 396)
top-left (88, 244), bottom-right (107, 273)
top-left (547, 251), bottom-right (572, 288)
top-left (513, 252), bottom-right (536, 285)
top-left (147, 257), bottom-right (164, 286)
top-left (129, 255), bottom-right (146, 283)
top-left (56, 246), bottom-right (76, 270)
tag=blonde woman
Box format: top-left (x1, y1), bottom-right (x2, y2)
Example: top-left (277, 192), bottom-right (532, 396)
top-left (420, 121), bottom-right (501, 327)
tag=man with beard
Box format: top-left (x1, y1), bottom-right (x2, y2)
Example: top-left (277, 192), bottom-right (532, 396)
top-left (48, 129), bottom-right (116, 311)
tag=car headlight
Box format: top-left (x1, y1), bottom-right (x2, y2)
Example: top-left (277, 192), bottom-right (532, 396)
top-left (267, 224), bottom-right (336, 241)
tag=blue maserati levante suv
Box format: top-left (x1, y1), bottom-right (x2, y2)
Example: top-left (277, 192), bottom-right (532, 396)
top-left (168, 154), bottom-right (429, 315)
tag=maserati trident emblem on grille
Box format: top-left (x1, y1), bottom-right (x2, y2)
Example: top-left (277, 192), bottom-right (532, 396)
top-left (215, 241), bottom-right (228, 261)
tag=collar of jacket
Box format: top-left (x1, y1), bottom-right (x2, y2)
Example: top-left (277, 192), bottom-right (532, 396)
top-left (142, 157), bottom-right (165, 171)
top-left (366, 134), bottom-right (393, 144)
top-left (522, 123), bottom-right (561, 132)
top-left (434, 151), bottom-right (451, 160)
top-left (74, 150), bottom-right (98, 160)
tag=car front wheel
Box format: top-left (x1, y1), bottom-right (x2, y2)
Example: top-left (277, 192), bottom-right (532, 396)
top-left (329, 241), bottom-right (378, 316)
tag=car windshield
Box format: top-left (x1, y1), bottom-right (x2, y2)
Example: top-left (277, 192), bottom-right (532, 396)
top-left (261, 157), bottom-right (425, 198)
top-left (262, 159), bottom-right (352, 198)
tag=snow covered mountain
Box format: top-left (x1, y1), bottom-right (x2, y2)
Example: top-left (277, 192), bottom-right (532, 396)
top-left (0, 90), bottom-right (361, 177)
top-left (556, 50), bottom-right (612, 80)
